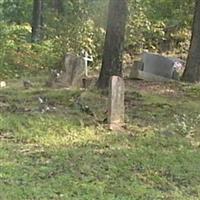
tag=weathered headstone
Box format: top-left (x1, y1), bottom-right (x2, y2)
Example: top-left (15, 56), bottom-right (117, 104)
top-left (129, 52), bottom-right (185, 81)
top-left (47, 53), bottom-right (85, 88)
top-left (143, 52), bottom-right (175, 78)
top-left (108, 76), bottom-right (125, 130)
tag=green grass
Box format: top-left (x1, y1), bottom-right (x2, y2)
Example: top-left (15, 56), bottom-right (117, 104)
top-left (1, 78), bottom-right (200, 199)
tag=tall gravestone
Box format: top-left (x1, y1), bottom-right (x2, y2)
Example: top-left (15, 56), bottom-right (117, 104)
top-left (108, 76), bottom-right (125, 130)
top-left (62, 53), bottom-right (85, 87)
top-left (47, 53), bottom-right (85, 88)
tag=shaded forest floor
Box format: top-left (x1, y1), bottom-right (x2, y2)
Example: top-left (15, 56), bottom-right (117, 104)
top-left (1, 75), bottom-right (200, 200)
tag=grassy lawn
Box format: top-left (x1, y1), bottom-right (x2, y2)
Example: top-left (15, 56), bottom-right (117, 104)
top-left (1, 77), bottom-right (200, 199)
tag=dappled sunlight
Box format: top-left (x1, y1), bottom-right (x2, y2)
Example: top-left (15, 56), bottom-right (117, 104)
top-left (34, 126), bottom-right (104, 148)
top-left (0, 0), bottom-right (198, 198)
top-left (1, 76), bottom-right (200, 199)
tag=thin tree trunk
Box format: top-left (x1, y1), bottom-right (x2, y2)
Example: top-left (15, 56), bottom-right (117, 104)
top-left (182, 0), bottom-right (200, 82)
top-left (31, 0), bottom-right (43, 43)
top-left (97, 0), bottom-right (128, 89)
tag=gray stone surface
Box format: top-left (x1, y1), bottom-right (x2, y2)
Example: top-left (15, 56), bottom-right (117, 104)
top-left (47, 53), bottom-right (85, 88)
top-left (130, 70), bottom-right (173, 82)
top-left (143, 52), bottom-right (175, 78)
top-left (130, 60), bottom-right (144, 78)
top-left (129, 52), bottom-right (185, 81)
top-left (108, 76), bottom-right (125, 130)
top-left (135, 60), bottom-right (144, 71)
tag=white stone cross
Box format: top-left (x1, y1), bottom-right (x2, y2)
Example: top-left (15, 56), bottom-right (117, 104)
top-left (83, 51), bottom-right (93, 77)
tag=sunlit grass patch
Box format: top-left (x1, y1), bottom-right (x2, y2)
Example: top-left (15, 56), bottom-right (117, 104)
top-left (1, 78), bottom-right (200, 199)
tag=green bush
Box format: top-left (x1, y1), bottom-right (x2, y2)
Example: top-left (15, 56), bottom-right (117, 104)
top-left (0, 18), bottom-right (105, 79)
top-left (0, 0), bottom-right (193, 79)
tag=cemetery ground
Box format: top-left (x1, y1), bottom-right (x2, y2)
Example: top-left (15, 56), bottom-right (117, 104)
top-left (1, 75), bottom-right (200, 200)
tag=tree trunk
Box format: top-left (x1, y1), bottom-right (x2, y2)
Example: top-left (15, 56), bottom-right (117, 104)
top-left (182, 0), bottom-right (200, 82)
top-left (52, 0), bottom-right (64, 14)
top-left (31, 0), bottom-right (43, 43)
top-left (97, 0), bottom-right (128, 89)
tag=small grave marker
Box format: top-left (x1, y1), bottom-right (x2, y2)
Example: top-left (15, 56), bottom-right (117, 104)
top-left (108, 76), bottom-right (125, 130)
top-left (83, 51), bottom-right (93, 77)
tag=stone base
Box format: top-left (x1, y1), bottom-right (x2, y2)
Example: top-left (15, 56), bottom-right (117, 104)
top-left (130, 70), bottom-right (174, 82)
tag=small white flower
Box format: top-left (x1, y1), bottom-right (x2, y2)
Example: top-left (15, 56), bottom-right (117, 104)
top-left (0, 81), bottom-right (6, 88)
